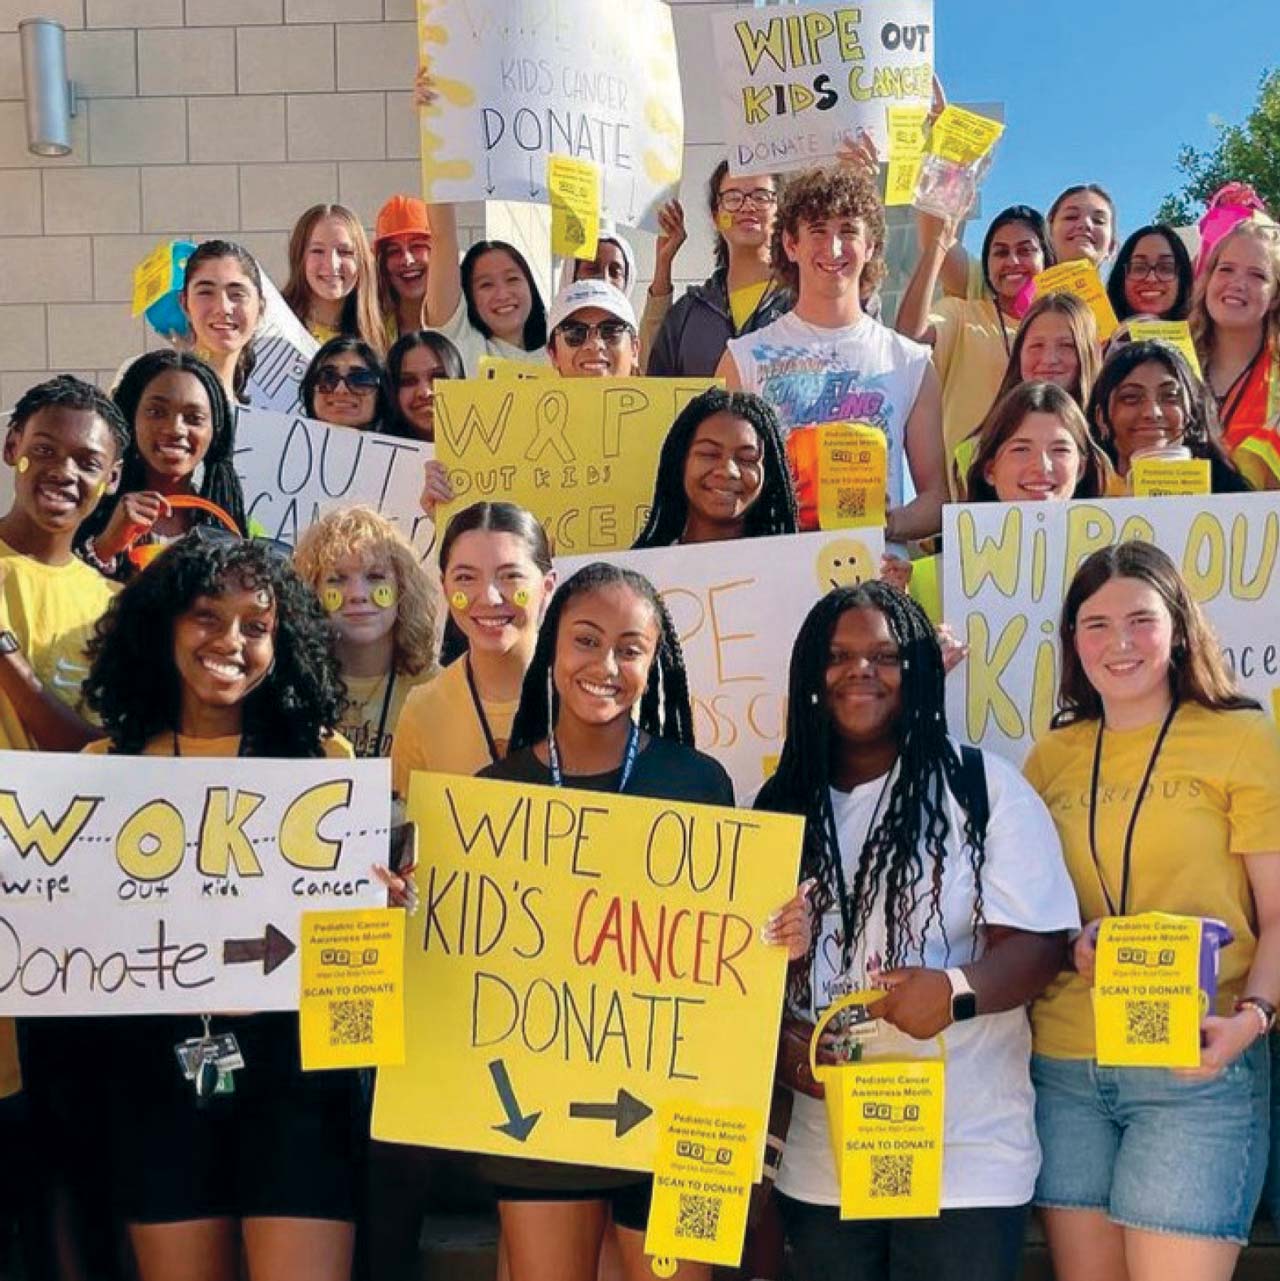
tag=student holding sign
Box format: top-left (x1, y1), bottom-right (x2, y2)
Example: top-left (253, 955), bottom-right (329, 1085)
top-left (963, 383), bottom-right (1109, 503)
top-left (897, 204), bottom-right (1052, 465)
top-left (392, 502), bottom-right (555, 795)
top-left (760, 581), bottom-right (1076, 1281)
top-left (647, 162), bottom-right (792, 378)
top-left (631, 387), bottom-right (798, 547)
top-left (1024, 541), bottom-right (1280, 1279)
top-left (301, 337), bottom-right (391, 433)
top-left (294, 507), bottom-right (438, 759)
top-left (282, 204), bottom-right (385, 355)
top-left (1087, 341), bottom-right (1248, 495)
top-left (717, 166), bottom-right (947, 544)
top-left (421, 199), bottom-right (549, 379)
top-left (81, 532), bottom-right (363, 1281)
top-left (181, 241), bottom-right (265, 405)
top-left (1189, 219), bottom-right (1280, 489)
top-left (76, 351), bottom-right (249, 579)
top-left (467, 560), bottom-right (807, 1281)
top-left (1105, 225), bottom-right (1195, 324)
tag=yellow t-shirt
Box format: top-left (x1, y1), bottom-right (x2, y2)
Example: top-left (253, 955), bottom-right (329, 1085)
top-left (339, 669), bottom-right (429, 760)
top-left (1024, 703), bottom-right (1280, 1059)
top-left (929, 295), bottom-right (1019, 472)
top-left (729, 280), bottom-right (769, 333)
top-left (306, 319), bottom-right (342, 346)
top-left (0, 538), bottom-right (115, 751)
top-left (83, 730), bottom-right (354, 759)
top-left (0, 1017), bottom-right (17, 1099)
top-left (391, 657), bottom-right (518, 798)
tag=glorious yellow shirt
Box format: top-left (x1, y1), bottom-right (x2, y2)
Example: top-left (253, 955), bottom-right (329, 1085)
top-left (0, 539), bottom-right (115, 751)
top-left (339, 669), bottom-right (429, 760)
top-left (929, 295), bottom-right (1019, 483)
top-left (391, 658), bottom-right (518, 798)
top-left (1024, 704), bottom-right (1280, 1059)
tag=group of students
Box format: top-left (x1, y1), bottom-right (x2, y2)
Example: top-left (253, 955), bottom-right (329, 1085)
top-left (1, 70), bottom-right (1280, 1281)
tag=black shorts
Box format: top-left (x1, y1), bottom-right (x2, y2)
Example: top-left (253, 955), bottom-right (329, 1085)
top-left (492, 1178), bottom-right (652, 1233)
top-left (106, 1013), bottom-right (365, 1224)
top-left (481, 1155), bottom-right (652, 1233)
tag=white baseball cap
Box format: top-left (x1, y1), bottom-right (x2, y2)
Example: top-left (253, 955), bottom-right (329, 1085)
top-left (547, 279), bottom-right (637, 335)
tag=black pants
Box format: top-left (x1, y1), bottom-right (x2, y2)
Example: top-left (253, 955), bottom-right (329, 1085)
top-left (776, 1194), bottom-right (1030, 1281)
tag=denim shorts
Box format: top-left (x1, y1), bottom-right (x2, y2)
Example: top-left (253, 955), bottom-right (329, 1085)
top-left (1031, 1042), bottom-right (1270, 1244)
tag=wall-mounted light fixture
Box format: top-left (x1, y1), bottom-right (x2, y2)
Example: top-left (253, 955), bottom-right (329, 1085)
top-left (19, 18), bottom-right (78, 157)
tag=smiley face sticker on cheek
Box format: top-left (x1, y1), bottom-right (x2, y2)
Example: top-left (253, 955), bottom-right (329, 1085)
top-left (450, 590), bottom-right (469, 612)
top-left (512, 587), bottom-right (530, 608)
top-left (371, 583), bottom-right (397, 610)
top-left (16, 457), bottom-right (29, 475)
top-left (716, 211), bottom-right (734, 233)
top-left (321, 586), bottom-right (344, 613)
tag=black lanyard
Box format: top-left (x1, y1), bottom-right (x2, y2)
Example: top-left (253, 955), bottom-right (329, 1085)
top-left (1214, 343), bottom-right (1265, 433)
top-left (360, 672), bottom-right (397, 759)
top-left (825, 763), bottom-right (896, 972)
top-left (993, 296), bottom-right (1014, 360)
top-left (1086, 701), bottom-right (1178, 917)
top-left (548, 721), bottom-right (640, 793)
top-left (463, 657), bottom-right (500, 765)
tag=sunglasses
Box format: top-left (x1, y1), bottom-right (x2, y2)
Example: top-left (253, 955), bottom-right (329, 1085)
top-left (315, 366), bottom-right (380, 395)
top-left (188, 524), bottom-right (293, 562)
top-left (555, 320), bottom-right (634, 348)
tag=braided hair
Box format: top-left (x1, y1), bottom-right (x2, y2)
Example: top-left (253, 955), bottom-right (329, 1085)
top-left (756, 582), bottom-right (987, 1008)
top-left (632, 388), bottom-right (799, 547)
top-left (509, 562), bottom-right (695, 752)
top-left (78, 351), bottom-right (248, 558)
top-left (7, 373), bottom-right (129, 454)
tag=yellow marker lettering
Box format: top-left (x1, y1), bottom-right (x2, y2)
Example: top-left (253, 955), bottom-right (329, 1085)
top-left (116, 799), bottom-right (185, 882)
top-left (196, 787), bottom-right (266, 879)
top-left (0, 793), bottom-right (101, 867)
top-left (279, 778), bottom-right (353, 871)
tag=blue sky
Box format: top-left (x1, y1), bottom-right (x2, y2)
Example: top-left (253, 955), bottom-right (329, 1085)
top-left (932, 1), bottom-right (1276, 247)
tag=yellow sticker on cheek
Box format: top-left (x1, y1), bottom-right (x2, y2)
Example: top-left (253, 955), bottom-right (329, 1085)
top-left (450, 591), bottom-right (469, 611)
top-left (371, 583), bottom-right (397, 609)
top-left (16, 457), bottom-right (29, 474)
top-left (716, 212), bottom-right (734, 232)
top-left (321, 587), bottom-right (344, 613)
top-left (512, 588), bottom-right (530, 608)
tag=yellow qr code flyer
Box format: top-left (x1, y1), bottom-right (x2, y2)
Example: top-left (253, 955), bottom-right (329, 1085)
top-left (1094, 913), bottom-right (1202, 1069)
top-left (644, 1103), bottom-right (759, 1267)
top-left (300, 908), bottom-right (406, 1070)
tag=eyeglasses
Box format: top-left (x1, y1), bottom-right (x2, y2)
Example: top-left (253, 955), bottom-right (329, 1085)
top-left (717, 188), bottom-right (777, 212)
top-left (555, 320), bottom-right (634, 348)
top-left (315, 366), bottom-right (380, 395)
top-left (1125, 258), bottom-right (1178, 283)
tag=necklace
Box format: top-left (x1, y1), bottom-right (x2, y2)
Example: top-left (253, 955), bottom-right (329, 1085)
top-left (1086, 700), bottom-right (1178, 916)
top-left (1211, 342), bottom-right (1265, 431)
top-left (353, 671), bottom-right (397, 759)
top-left (547, 720), bottom-right (641, 794)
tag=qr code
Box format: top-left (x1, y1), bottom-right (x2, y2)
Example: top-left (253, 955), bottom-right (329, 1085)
top-left (675, 1193), bottom-right (721, 1241)
top-left (328, 998), bottom-right (374, 1047)
top-left (1124, 999), bottom-right (1170, 1045)
top-left (836, 487), bottom-right (866, 520)
top-left (869, 1154), bottom-right (913, 1198)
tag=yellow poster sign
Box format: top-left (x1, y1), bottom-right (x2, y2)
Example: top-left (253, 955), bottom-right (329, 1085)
top-left (548, 154), bottom-right (602, 261)
top-left (927, 105), bottom-right (1004, 165)
top-left (1094, 913), bottom-right (1202, 1068)
top-left (434, 377), bottom-right (718, 553)
top-left (131, 240), bottom-right (177, 317)
top-left (1130, 456), bottom-right (1211, 498)
top-left (1127, 319), bottom-right (1203, 378)
top-left (477, 356), bottom-right (557, 381)
top-left (644, 1102), bottom-right (758, 1267)
top-left (884, 104), bottom-right (929, 207)
top-left (1033, 260), bottom-right (1119, 340)
top-left (814, 422), bottom-right (889, 530)
top-left (371, 774), bottom-right (803, 1173)
top-left (299, 908), bottom-right (406, 1070)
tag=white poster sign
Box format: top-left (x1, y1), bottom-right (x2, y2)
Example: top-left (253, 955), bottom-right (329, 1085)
top-left (245, 274), bottom-right (320, 415)
top-left (558, 529), bottom-right (886, 799)
top-left (416, 0), bottom-right (684, 228)
top-left (943, 494), bottom-right (1280, 763)
top-left (0, 754), bottom-right (390, 1016)
top-left (711, 0), bottom-right (934, 175)
top-left (234, 408), bottom-right (435, 555)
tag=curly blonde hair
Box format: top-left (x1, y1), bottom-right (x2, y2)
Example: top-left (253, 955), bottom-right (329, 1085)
top-left (293, 507), bottom-right (438, 678)
top-left (771, 166), bottom-right (887, 295)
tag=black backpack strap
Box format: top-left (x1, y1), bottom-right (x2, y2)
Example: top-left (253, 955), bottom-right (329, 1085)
top-left (956, 745), bottom-right (990, 840)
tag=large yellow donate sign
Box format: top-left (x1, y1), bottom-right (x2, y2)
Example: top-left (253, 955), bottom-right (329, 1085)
top-left (372, 773), bottom-right (803, 1172)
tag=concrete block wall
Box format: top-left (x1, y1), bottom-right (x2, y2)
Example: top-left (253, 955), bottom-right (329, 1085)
top-left (0, 0), bottom-right (483, 410)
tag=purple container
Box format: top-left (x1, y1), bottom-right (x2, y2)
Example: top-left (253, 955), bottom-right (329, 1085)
top-left (1199, 918), bottom-right (1234, 1012)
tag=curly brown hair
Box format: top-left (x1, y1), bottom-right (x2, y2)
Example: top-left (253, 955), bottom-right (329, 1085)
top-left (771, 166), bottom-right (886, 295)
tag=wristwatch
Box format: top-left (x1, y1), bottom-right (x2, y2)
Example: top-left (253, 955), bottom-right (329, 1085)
top-left (0, 630), bottom-right (20, 656)
top-left (945, 967), bottom-right (978, 1022)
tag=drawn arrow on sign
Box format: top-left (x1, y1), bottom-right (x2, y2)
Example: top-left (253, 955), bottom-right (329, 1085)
top-left (489, 1059), bottom-right (541, 1141)
top-left (568, 1088), bottom-right (653, 1138)
top-left (484, 154), bottom-right (496, 197)
top-left (222, 923), bottom-right (296, 975)
top-left (528, 154), bottom-right (541, 200)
